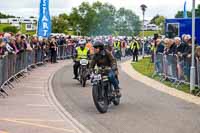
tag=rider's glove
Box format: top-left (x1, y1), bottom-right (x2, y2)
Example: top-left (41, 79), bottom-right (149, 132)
top-left (111, 65), bottom-right (118, 71)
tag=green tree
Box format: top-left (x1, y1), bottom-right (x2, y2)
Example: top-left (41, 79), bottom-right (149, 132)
top-left (69, 2), bottom-right (96, 36)
top-left (0, 12), bottom-right (15, 18)
top-left (3, 26), bottom-right (18, 33)
top-left (175, 4), bottom-right (200, 18)
top-left (154, 16), bottom-right (165, 25)
top-left (30, 16), bottom-right (35, 18)
top-left (90, 2), bottom-right (116, 36)
top-left (67, 1), bottom-right (141, 36)
top-left (175, 11), bottom-right (192, 18)
top-left (115, 8), bottom-right (141, 36)
top-left (155, 16), bottom-right (165, 34)
top-left (68, 8), bottom-right (82, 34)
top-left (52, 14), bottom-right (69, 33)
top-left (150, 15), bottom-right (160, 24)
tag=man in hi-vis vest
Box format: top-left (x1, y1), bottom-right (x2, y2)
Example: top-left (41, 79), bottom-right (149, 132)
top-left (113, 40), bottom-right (121, 50)
top-left (130, 39), bottom-right (140, 62)
top-left (73, 39), bottom-right (90, 79)
top-left (113, 39), bottom-right (122, 60)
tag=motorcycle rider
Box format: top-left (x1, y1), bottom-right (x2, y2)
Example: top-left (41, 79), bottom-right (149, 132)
top-left (90, 41), bottom-right (121, 97)
top-left (73, 39), bottom-right (90, 79)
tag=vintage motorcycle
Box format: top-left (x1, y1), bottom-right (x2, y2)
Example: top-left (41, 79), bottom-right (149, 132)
top-left (91, 67), bottom-right (121, 113)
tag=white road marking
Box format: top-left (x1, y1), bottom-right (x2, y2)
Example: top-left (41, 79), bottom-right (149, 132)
top-left (26, 104), bottom-right (51, 107)
top-left (24, 94), bottom-right (45, 97)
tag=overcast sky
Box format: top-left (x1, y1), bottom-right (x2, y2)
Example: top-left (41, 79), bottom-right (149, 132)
top-left (0, 0), bottom-right (200, 20)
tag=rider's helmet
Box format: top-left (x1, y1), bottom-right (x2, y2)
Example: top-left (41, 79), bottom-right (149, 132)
top-left (104, 39), bottom-right (112, 47)
top-left (79, 39), bottom-right (86, 49)
top-left (93, 40), bottom-right (104, 50)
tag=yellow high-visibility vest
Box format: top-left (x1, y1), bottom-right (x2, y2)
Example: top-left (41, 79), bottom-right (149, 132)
top-left (76, 47), bottom-right (88, 61)
top-left (130, 41), bottom-right (140, 50)
top-left (114, 41), bottom-right (120, 49)
top-left (150, 45), bottom-right (157, 53)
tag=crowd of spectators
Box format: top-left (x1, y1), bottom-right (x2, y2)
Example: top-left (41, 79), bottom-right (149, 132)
top-left (150, 34), bottom-right (200, 63)
top-left (0, 33), bottom-right (82, 63)
top-left (146, 34), bottom-right (200, 84)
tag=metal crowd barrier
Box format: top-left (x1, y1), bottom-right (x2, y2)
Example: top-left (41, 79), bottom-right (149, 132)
top-left (0, 46), bottom-right (71, 97)
top-left (57, 44), bottom-right (74, 60)
top-left (0, 49), bottom-right (45, 97)
top-left (153, 53), bottom-right (200, 90)
top-left (194, 58), bottom-right (200, 96)
top-left (153, 53), bottom-right (164, 77)
top-left (163, 54), bottom-right (178, 81)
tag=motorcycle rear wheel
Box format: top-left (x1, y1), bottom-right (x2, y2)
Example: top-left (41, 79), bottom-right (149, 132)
top-left (113, 97), bottom-right (120, 106)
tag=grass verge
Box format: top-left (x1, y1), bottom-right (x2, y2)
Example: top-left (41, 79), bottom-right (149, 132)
top-left (131, 57), bottom-right (190, 94)
top-left (139, 30), bottom-right (159, 37)
top-left (0, 24), bottom-right (36, 35)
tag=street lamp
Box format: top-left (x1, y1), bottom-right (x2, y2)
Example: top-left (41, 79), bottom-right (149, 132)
top-left (190, 0), bottom-right (196, 93)
top-left (140, 4), bottom-right (147, 58)
top-left (76, 24), bottom-right (80, 36)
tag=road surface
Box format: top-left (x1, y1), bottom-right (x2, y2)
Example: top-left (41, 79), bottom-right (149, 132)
top-left (52, 62), bottom-right (200, 133)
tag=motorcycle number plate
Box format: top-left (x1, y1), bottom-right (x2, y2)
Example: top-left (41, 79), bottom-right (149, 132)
top-left (80, 59), bottom-right (88, 65)
top-left (93, 74), bottom-right (101, 80)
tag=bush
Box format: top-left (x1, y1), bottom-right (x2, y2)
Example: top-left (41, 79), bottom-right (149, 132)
top-left (3, 26), bottom-right (18, 33)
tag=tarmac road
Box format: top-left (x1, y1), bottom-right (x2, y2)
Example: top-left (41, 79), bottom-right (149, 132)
top-left (52, 62), bottom-right (200, 133)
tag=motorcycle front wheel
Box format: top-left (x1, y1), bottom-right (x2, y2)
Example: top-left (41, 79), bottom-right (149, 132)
top-left (92, 85), bottom-right (108, 113)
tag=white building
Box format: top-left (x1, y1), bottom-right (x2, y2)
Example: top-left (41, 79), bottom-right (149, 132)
top-left (1, 18), bottom-right (37, 24)
top-left (146, 24), bottom-right (159, 31)
top-left (0, 19), bottom-right (9, 24)
top-left (0, 17), bottom-right (37, 31)
top-left (8, 18), bottom-right (20, 24)
top-left (142, 20), bottom-right (159, 31)
top-left (26, 24), bottom-right (36, 31)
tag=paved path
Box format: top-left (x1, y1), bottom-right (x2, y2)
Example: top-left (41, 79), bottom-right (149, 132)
top-left (52, 61), bottom-right (200, 133)
top-left (0, 61), bottom-right (84, 133)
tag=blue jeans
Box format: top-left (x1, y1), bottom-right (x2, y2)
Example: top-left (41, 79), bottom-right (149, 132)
top-left (108, 70), bottom-right (119, 90)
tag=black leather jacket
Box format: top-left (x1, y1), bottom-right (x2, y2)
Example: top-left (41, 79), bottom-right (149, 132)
top-left (90, 49), bottom-right (117, 70)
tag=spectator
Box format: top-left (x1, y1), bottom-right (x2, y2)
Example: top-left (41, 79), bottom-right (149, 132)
top-left (155, 39), bottom-right (164, 54)
top-left (181, 34), bottom-right (190, 49)
top-left (86, 38), bottom-right (94, 56)
top-left (182, 38), bottom-right (192, 60)
top-left (42, 38), bottom-right (49, 60)
top-left (182, 38), bottom-right (196, 81)
top-left (8, 37), bottom-right (18, 54)
top-left (174, 37), bottom-right (185, 80)
top-left (9, 37), bottom-right (18, 53)
top-left (164, 39), bottom-right (176, 55)
top-left (21, 35), bottom-right (28, 51)
top-left (168, 39), bottom-right (176, 54)
top-left (2, 38), bottom-right (14, 54)
top-left (130, 39), bottom-right (140, 62)
top-left (174, 37), bottom-right (185, 55)
top-left (31, 36), bottom-right (39, 49)
top-left (163, 38), bottom-right (170, 55)
top-left (196, 46), bottom-right (200, 60)
top-left (49, 37), bottom-right (58, 63)
top-left (0, 39), bottom-right (7, 57)
top-left (121, 40), bottom-right (126, 57)
top-left (15, 34), bottom-right (26, 53)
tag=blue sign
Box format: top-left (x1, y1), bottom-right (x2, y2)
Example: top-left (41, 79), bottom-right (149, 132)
top-left (37, 0), bottom-right (51, 38)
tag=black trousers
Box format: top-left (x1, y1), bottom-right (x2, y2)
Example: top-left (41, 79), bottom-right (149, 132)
top-left (73, 61), bottom-right (80, 77)
top-left (50, 50), bottom-right (57, 63)
top-left (132, 52), bottom-right (138, 62)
